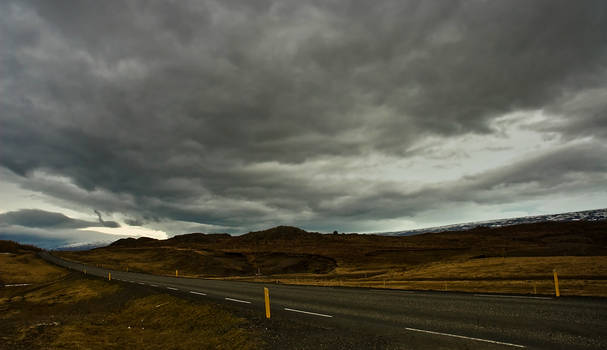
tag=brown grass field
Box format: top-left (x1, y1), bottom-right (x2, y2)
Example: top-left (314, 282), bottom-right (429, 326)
top-left (56, 221), bottom-right (607, 297)
top-left (0, 241), bottom-right (262, 349)
top-left (0, 253), bottom-right (68, 285)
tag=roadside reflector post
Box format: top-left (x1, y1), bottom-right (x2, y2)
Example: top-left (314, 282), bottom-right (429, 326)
top-left (264, 287), bottom-right (271, 319)
top-left (176, 269), bottom-right (179, 277)
top-left (553, 270), bottom-right (560, 297)
top-left (108, 272), bottom-right (111, 281)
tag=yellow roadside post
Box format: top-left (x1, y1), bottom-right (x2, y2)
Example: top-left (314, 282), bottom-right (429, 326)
top-left (553, 270), bottom-right (560, 297)
top-left (108, 272), bottom-right (111, 281)
top-left (264, 287), bottom-right (271, 319)
top-left (176, 269), bottom-right (179, 277)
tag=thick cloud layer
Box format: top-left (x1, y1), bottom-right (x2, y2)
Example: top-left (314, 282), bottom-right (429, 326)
top-left (0, 209), bottom-right (127, 248)
top-left (1, 1), bottom-right (606, 239)
top-left (0, 209), bottom-right (96, 229)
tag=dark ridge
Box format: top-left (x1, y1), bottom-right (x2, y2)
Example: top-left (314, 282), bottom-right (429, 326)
top-left (166, 232), bottom-right (231, 244)
top-left (238, 226), bottom-right (322, 241)
top-left (109, 237), bottom-right (158, 248)
top-left (0, 240), bottom-right (42, 253)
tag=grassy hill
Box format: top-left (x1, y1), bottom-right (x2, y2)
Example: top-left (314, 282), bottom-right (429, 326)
top-left (56, 221), bottom-right (607, 296)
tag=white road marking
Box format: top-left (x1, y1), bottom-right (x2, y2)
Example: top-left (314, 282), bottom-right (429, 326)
top-left (189, 291), bottom-right (207, 296)
top-left (129, 281), bottom-right (135, 283)
top-left (150, 284), bottom-right (158, 287)
top-left (3, 283), bottom-right (30, 287)
top-left (474, 294), bottom-right (552, 300)
top-left (404, 327), bottom-right (525, 348)
top-left (225, 297), bottom-right (251, 304)
top-left (167, 287), bottom-right (179, 290)
top-left (284, 308), bottom-right (333, 318)
top-left (138, 282), bottom-right (145, 285)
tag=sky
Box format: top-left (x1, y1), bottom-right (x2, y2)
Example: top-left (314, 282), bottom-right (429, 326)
top-left (1, 0), bottom-right (606, 248)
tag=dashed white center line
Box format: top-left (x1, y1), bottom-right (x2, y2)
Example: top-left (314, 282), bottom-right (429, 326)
top-left (167, 287), bottom-right (179, 291)
top-left (189, 291), bottom-right (206, 296)
top-left (474, 294), bottom-right (552, 300)
top-left (137, 282), bottom-right (145, 285)
top-left (404, 327), bottom-right (525, 348)
top-left (284, 308), bottom-right (333, 318)
top-left (225, 297), bottom-right (251, 304)
top-left (3, 283), bottom-right (30, 287)
top-left (150, 284), bottom-right (158, 287)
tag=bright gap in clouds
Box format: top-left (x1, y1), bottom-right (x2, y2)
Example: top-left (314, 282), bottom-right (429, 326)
top-left (79, 225), bottom-right (168, 240)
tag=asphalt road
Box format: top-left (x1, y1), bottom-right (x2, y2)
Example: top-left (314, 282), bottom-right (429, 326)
top-left (40, 252), bottom-right (607, 350)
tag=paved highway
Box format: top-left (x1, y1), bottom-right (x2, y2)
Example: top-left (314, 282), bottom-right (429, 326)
top-left (41, 252), bottom-right (607, 350)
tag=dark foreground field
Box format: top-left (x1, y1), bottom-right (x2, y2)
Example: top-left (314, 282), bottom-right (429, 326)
top-left (4, 240), bottom-right (607, 349)
top-left (0, 242), bottom-right (409, 349)
top-left (57, 221), bottom-right (607, 296)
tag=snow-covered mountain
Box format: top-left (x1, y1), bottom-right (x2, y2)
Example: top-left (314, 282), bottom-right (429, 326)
top-left (378, 208), bottom-right (607, 236)
top-left (54, 241), bottom-right (111, 251)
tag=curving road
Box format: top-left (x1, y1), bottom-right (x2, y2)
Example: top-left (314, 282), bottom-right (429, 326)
top-left (40, 252), bottom-right (607, 350)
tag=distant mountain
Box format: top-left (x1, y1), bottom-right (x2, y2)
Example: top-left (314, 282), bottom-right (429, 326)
top-left (57, 220), bottom-right (607, 279)
top-left (54, 241), bottom-right (112, 251)
top-left (378, 208), bottom-right (607, 236)
top-left (238, 226), bottom-right (321, 242)
top-left (109, 236), bottom-right (159, 248)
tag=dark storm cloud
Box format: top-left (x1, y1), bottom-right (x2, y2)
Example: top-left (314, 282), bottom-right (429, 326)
top-left (124, 218), bottom-right (143, 226)
top-left (0, 209), bottom-right (128, 248)
top-left (305, 141), bottom-right (607, 227)
top-left (0, 226), bottom-right (128, 249)
top-left (93, 209), bottom-right (121, 228)
top-left (1, 0), bottom-right (606, 233)
top-left (0, 209), bottom-right (96, 229)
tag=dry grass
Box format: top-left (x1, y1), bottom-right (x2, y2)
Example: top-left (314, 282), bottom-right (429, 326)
top-left (231, 256), bottom-right (607, 297)
top-left (385, 256), bottom-right (607, 280)
top-left (0, 252), bottom-right (67, 284)
top-left (22, 294), bottom-right (261, 350)
top-left (0, 278), bottom-right (120, 305)
top-left (57, 248), bottom-right (245, 277)
top-left (1, 256), bottom-right (262, 350)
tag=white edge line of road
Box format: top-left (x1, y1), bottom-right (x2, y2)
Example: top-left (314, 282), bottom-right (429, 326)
top-left (189, 291), bottom-right (207, 296)
top-left (474, 294), bottom-right (552, 300)
top-left (404, 327), bottom-right (525, 348)
top-left (225, 297), bottom-right (251, 304)
top-left (167, 287), bottom-right (179, 290)
top-left (284, 308), bottom-right (333, 318)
